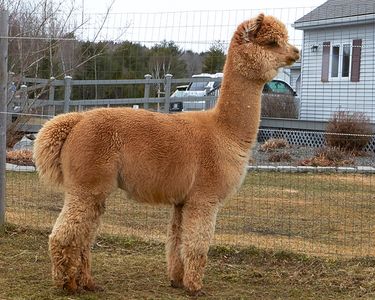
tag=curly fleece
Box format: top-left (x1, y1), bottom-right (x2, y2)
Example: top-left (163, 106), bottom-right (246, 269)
top-left (33, 13), bottom-right (299, 296)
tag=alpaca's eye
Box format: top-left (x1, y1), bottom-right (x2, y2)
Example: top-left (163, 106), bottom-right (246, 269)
top-left (267, 40), bottom-right (279, 47)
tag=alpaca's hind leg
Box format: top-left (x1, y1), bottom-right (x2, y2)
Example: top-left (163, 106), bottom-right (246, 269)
top-left (180, 201), bottom-right (218, 296)
top-left (77, 224), bottom-right (103, 291)
top-left (166, 204), bottom-right (184, 288)
top-left (49, 191), bottom-right (106, 292)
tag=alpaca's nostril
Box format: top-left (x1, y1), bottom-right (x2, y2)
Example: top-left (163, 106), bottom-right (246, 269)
top-left (293, 47), bottom-right (299, 54)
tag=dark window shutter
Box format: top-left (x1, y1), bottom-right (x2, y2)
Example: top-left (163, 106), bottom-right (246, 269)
top-left (351, 39), bottom-right (362, 82)
top-left (321, 41), bottom-right (330, 82)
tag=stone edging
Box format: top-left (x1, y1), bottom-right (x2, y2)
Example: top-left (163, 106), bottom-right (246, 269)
top-left (247, 165), bottom-right (375, 174)
top-left (6, 163), bottom-right (375, 174)
top-left (6, 163), bottom-right (36, 172)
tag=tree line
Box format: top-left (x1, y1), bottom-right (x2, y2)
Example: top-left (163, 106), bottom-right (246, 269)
top-left (5, 0), bottom-right (227, 101)
top-left (4, 0), bottom-right (227, 146)
top-left (71, 40), bottom-right (226, 100)
top-left (13, 39), bottom-right (226, 100)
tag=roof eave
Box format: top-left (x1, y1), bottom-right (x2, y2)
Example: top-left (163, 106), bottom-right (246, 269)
top-left (293, 13), bottom-right (375, 30)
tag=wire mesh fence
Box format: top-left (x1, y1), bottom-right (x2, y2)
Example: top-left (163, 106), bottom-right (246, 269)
top-left (5, 165), bottom-right (375, 258)
top-left (2, 2), bottom-right (375, 259)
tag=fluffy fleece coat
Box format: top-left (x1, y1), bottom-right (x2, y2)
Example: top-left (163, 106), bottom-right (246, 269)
top-left (33, 13), bottom-right (299, 296)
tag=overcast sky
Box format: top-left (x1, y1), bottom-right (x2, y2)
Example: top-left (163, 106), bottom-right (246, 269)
top-left (82, 0), bottom-right (327, 14)
top-left (73, 0), bottom-right (328, 52)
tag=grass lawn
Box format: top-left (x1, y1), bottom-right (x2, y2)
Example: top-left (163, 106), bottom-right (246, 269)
top-left (1, 224), bottom-right (375, 300)
top-left (5, 170), bottom-right (375, 258)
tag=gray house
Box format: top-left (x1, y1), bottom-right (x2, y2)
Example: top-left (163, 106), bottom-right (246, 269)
top-left (294, 0), bottom-right (375, 122)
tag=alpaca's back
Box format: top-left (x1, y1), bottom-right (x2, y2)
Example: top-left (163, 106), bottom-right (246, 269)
top-left (35, 107), bottom-right (230, 204)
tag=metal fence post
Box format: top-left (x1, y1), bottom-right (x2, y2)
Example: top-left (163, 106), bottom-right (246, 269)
top-left (48, 77), bottom-right (55, 116)
top-left (164, 74), bottom-right (173, 113)
top-left (204, 86), bottom-right (211, 110)
top-left (144, 74), bottom-right (152, 110)
top-left (7, 71), bottom-right (14, 103)
top-left (0, 10), bottom-right (9, 226)
top-left (20, 85), bottom-right (27, 112)
top-left (63, 75), bottom-right (72, 113)
top-left (6, 71), bottom-right (15, 125)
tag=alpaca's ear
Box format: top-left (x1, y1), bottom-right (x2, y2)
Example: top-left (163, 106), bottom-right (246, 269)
top-left (240, 13), bottom-right (264, 43)
top-left (251, 13), bottom-right (264, 34)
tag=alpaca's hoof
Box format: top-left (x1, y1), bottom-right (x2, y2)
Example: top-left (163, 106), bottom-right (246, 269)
top-left (186, 288), bottom-right (206, 297)
top-left (62, 280), bottom-right (79, 294)
top-left (170, 280), bottom-right (183, 289)
top-left (83, 282), bottom-right (104, 292)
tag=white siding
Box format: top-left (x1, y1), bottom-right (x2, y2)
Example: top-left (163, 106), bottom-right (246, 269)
top-left (275, 68), bottom-right (291, 84)
top-left (299, 23), bottom-right (375, 122)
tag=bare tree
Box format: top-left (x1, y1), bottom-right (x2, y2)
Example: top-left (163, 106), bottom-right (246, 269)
top-left (181, 50), bottom-right (203, 77)
top-left (149, 40), bottom-right (187, 97)
top-left (2, 0), bottom-right (121, 147)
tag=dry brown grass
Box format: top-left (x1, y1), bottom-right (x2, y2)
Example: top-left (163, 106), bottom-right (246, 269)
top-left (4, 170), bottom-right (375, 258)
top-left (299, 147), bottom-right (353, 167)
top-left (300, 147), bottom-right (354, 167)
top-left (3, 170), bottom-right (375, 299)
top-left (1, 224), bottom-right (375, 299)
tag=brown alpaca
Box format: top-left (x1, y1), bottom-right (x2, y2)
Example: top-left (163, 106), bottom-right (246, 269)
top-left (33, 14), bottom-right (299, 296)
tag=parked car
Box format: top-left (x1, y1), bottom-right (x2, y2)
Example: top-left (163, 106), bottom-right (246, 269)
top-left (170, 75), bottom-right (299, 117)
top-left (261, 79), bottom-right (300, 119)
top-left (263, 79), bottom-right (297, 96)
top-left (169, 73), bottom-right (223, 112)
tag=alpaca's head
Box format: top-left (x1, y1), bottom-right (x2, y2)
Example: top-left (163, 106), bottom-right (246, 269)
top-left (229, 14), bottom-right (299, 82)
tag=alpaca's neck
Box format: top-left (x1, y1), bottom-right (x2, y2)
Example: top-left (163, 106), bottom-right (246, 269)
top-left (213, 60), bottom-right (264, 148)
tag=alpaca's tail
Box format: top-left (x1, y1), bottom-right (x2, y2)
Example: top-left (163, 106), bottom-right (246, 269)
top-left (33, 112), bottom-right (83, 186)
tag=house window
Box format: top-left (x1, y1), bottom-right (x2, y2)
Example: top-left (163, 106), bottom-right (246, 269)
top-left (330, 43), bottom-right (351, 79)
top-left (342, 44), bottom-right (351, 77)
top-left (322, 39), bottom-right (362, 83)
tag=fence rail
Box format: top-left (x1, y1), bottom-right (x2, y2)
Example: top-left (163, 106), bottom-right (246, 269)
top-left (12, 74), bottom-right (375, 135)
top-left (8, 73), bottom-right (375, 154)
top-left (10, 75), bottom-right (223, 117)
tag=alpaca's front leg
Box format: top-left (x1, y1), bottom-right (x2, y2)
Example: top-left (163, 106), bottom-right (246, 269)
top-left (49, 192), bottom-right (105, 292)
top-left (166, 204), bottom-right (184, 288)
top-left (180, 200), bottom-right (218, 296)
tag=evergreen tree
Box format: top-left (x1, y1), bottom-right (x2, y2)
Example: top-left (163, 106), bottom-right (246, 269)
top-left (149, 40), bottom-right (187, 80)
top-left (202, 41), bottom-right (226, 74)
top-left (110, 41), bottom-right (150, 98)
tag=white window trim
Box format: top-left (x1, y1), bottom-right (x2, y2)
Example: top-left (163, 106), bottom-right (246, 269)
top-left (328, 41), bottom-right (352, 81)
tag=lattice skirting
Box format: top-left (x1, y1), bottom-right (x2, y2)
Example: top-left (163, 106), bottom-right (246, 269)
top-left (258, 128), bottom-right (375, 152)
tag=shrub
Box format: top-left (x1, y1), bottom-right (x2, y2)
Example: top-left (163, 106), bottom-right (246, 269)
top-left (268, 152), bottom-right (292, 162)
top-left (6, 150), bottom-right (34, 166)
top-left (261, 94), bottom-right (298, 119)
top-left (260, 138), bottom-right (289, 152)
top-left (6, 131), bottom-right (25, 149)
top-left (299, 147), bottom-right (353, 167)
top-left (325, 111), bottom-right (372, 151)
